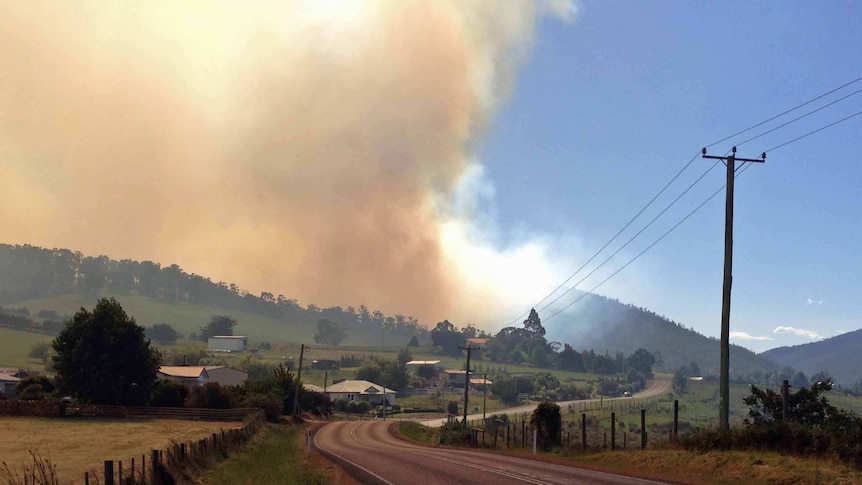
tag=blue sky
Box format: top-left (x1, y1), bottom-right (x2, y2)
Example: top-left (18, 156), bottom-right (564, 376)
top-left (480, 1), bottom-right (862, 352)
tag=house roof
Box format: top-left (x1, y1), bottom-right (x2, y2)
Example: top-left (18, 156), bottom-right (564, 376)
top-left (209, 336), bottom-right (247, 339)
top-left (405, 360), bottom-right (441, 366)
top-left (470, 378), bottom-right (493, 385)
top-left (467, 338), bottom-right (488, 345)
top-left (324, 380), bottom-right (396, 395)
top-left (303, 384), bottom-right (325, 393)
top-left (203, 366), bottom-right (247, 374)
top-left (158, 366), bottom-right (208, 378)
top-left (0, 374), bottom-right (20, 383)
top-left (443, 369), bottom-right (468, 375)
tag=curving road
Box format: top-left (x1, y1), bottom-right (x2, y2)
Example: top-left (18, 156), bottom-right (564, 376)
top-left (420, 377), bottom-right (673, 427)
top-left (314, 420), bottom-right (671, 485)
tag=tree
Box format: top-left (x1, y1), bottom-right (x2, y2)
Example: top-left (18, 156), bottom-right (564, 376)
top-left (199, 315), bottom-right (237, 341)
top-left (556, 344), bottom-right (584, 371)
top-left (673, 366), bottom-right (688, 393)
top-left (431, 320), bottom-right (466, 356)
top-left (447, 400), bottom-right (460, 415)
top-left (626, 348), bottom-right (656, 379)
top-left (397, 348), bottom-right (413, 365)
top-left (52, 298), bottom-right (160, 405)
top-left (407, 335), bottom-right (420, 347)
top-left (530, 401), bottom-right (561, 450)
top-left (146, 323), bottom-right (181, 345)
top-left (314, 318), bottom-right (347, 346)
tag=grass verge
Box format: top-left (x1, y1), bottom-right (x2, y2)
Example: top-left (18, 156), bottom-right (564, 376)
top-left (202, 424), bottom-right (327, 485)
top-left (397, 421), bottom-right (437, 445)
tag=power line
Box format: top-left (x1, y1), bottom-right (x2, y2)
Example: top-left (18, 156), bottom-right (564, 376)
top-left (734, 86), bottom-right (862, 148)
top-left (705, 74), bottom-right (862, 148)
top-left (545, 179), bottom-right (724, 322)
top-left (544, 153), bottom-right (760, 323)
top-left (507, 74), bottom-right (862, 326)
top-left (536, 160), bottom-right (720, 315)
top-left (764, 108), bottom-right (862, 153)
top-left (504, 151), bottom-right (702, 327)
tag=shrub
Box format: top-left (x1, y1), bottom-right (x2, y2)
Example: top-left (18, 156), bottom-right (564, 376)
top-left (186, 382), bottom-right (233, 409)
top-left (150, 379), bottom-right (189, 407)
top-left (242, 392), bottom-right (283, 422)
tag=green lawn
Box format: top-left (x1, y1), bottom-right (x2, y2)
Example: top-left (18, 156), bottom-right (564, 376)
top-left (0, 327), bottom-right (53, 369)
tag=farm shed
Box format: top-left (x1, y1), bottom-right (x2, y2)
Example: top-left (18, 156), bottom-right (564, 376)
top-left (158, 366), bottom-right (209, 387)
top-left (207, 336), bottom-right (247, 352)
top-left (204, 366), bottom-right (248, 387)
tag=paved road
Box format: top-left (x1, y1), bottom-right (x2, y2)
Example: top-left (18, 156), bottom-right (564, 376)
top-left (314, 420), bottom-right (671, 485)
top-left (420, 377), bottom-right (672, 427)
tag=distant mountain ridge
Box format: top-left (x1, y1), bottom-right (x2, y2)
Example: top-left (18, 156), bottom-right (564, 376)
top-left (546, 292), bottom-right (780, 376)
top-left (760, 329), bottom-right (862, 385)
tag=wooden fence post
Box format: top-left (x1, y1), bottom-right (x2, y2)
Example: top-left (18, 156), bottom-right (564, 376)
top-left (152, 449), bottom-right (161, 485)
top-left (641, 409), bottom-right (647, 450)
top-left (673, 400), bottom-right (679, 439)
top-left (611, 412), bottom-right (616, 450)
top-left (142, 455), bottom-right (145, 483)
top-left (104, 461), bottom-right (114, 485)
top-left (581, 413), bottom-right (587, 450)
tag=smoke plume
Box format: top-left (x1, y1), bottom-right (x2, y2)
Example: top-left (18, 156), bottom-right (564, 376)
top-left (0, 1), bottom-right (576, 325)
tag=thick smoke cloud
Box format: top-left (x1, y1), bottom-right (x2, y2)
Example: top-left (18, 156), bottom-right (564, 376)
top-left (0, 1), bottom-right (575, 325)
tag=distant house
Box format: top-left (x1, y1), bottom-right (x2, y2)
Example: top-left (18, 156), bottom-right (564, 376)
top-left (158, 366), bottom-right (209, 387)
top-left (204, 366), bottom-right (248, 387)
top-left (207, 336), bottom-right (247, 353)
top-left (467, 338), bottom-right (488, 346)
top-left (469, 377), bottom-right (493, 391)
top-left (324, 380), bottom-right (396, 406)
top-left (311, 360), bottom-right (340, 370)
top-left (0, 373), bottom-right (20, 399)
top-left (442, 369), bottom-right (469, 385)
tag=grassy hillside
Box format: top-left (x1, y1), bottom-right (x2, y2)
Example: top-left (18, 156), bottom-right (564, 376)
top-left (5, 291), bottom-right (403, 348)
top-left (0, 327), bottom-right (53, 369)
top-left (760, 328), bottom-right (862, 385)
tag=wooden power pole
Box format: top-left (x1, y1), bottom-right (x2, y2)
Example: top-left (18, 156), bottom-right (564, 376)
top-left (459, 345), bottom-right (480, 427)
top-left (702, 146), bottom-right (765, 430)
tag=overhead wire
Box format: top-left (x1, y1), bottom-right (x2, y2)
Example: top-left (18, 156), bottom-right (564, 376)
top-left (764, 108), bottom-right (862, 153)
top-left (502, 150), bottom-right (702, 327)
top-left (536, 159), bottom-right (721, 315)
top-left (523, 74), bottom-right (862, 323)
top-left (705, 74), bottom-right (862, 149)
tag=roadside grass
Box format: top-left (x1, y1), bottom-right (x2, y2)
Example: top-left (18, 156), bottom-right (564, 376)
top-left (566, 448), bottom-right (862, 485)
top-left (397, 421), bottom-right (437, 445)
top-left (0, 417), bottom-right (238, 484)
top-left (202, 424), bottom-right (326, 485)
top-left (0, 327), bottom-right (53, 369)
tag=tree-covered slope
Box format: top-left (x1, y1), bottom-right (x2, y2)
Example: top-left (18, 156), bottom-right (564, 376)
top-left (545, 293), bottom-right (779, 376)
top-left (760, 329), bottom-right (862, 385)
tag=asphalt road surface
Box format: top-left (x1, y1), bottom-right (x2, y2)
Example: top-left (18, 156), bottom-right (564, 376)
top-left (420, 377), bottom-right (673, 427)
top-left (314, 420), bottom-right (672, 485)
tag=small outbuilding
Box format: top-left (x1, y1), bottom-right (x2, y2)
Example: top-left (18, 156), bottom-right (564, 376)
top-left (204, 366), bottom-right (248, 387)
top-left (207, 336), bottom-right (248, 352)
top-left (0, 373), bottom-right (20, 399)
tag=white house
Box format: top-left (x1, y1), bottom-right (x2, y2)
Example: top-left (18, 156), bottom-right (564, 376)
top-left (207, 336), bottom-right (247, 352)
top-left (157, 366), bottom-right (209, 387)
top-left (324, 380), bottom-right (396, 406)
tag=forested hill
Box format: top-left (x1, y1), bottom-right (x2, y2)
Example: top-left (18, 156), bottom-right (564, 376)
top-left (760, 329), bottom-right (862, 386)
top-left (0, 243), bottom-right (427, 344)
top-left (545, 292), bottom-right (779, 376)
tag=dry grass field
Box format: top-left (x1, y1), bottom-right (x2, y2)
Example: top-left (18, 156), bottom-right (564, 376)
top-left (0, 417), bottom-right (241, 484)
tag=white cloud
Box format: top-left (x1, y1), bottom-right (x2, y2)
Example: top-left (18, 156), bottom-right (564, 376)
top-left (773, 326), bottom-right (824, 340)
top-left (730, 331), bottom-right (773, 341)
top-left (806, 298), bottom-right (824, 305)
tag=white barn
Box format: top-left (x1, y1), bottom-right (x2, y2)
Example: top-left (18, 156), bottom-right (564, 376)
top-left (207, 336), bottom-right (247, 352)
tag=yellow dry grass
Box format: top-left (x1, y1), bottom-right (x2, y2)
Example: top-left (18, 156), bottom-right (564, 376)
top-left (0, 417), bottom-right (240, 485)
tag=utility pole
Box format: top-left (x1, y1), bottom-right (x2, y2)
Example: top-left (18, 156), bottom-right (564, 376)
top-left (292, 344), bottom-right (306, 417)
top-left (459, 345), bottom-right (480, 427)
top-left (702, 146), bottom-right (765, 431)
top-left (482, 373), bottom-right (488, 424)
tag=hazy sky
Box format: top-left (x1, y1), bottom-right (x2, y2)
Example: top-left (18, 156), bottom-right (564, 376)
top-left (2, 1), bottom-right (859, 353)
top-left (483, 1), bottom-right (862, 352)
